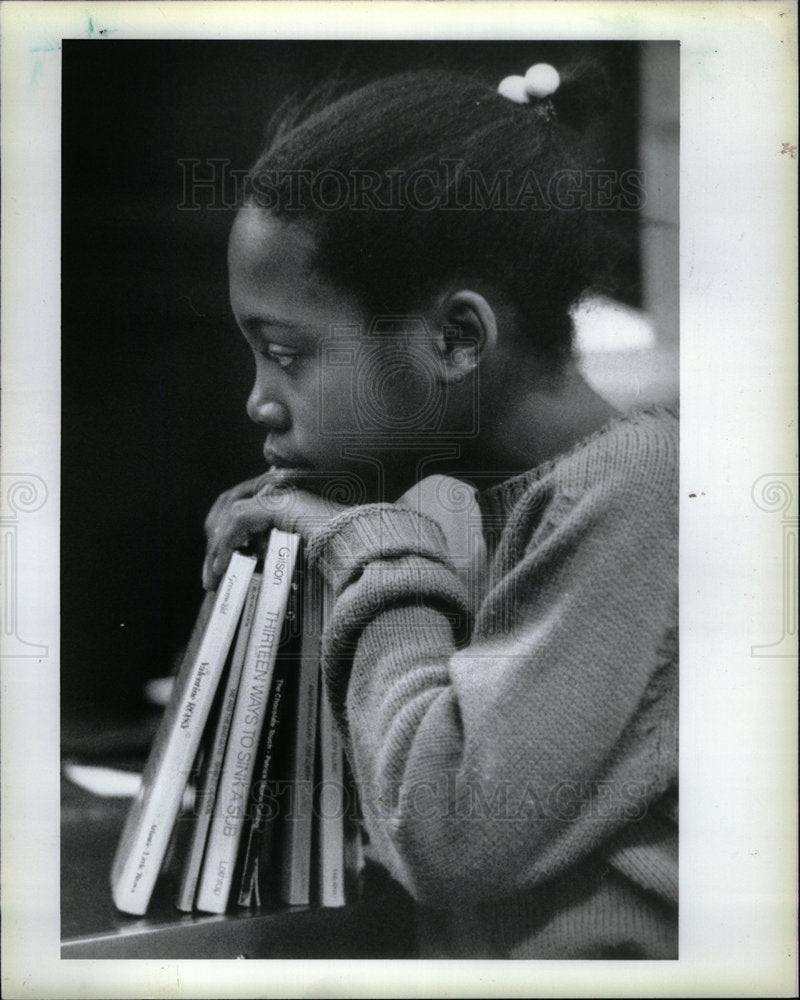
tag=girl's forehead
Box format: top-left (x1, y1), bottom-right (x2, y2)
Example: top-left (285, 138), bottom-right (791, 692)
top-left (229, 206), bottom-right (317, 274)
top-left (228, 205), bottom-right (364, 324)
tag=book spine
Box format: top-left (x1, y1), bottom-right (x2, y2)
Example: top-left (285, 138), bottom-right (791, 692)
top-left (179, 589), bottom-right (218, 677)
top-left (175, 572), bottom-right (262, 912)
top-left (110, 551), bottom-right (257, 916)
top-left (280, 563), bottom-right (321, 906)
top-left (237, 559), bottom-right (303, 907)
top-left (236, 636), bottom-right (295, 907)
top-left (195, 530), bottom-right (300, 914)
top-left (317, 583), bottom-right (346, 908)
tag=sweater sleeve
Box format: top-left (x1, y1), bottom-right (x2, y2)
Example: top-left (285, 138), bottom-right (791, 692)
top-left (306, 449), bottom-right (678, 908)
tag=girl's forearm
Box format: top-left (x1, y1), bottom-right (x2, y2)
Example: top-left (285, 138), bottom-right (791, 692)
top-left (310, 501), bottom-right (678, 907)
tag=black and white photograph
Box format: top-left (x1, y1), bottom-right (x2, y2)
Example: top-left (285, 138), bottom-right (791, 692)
top-left (59, 35), bottom-right (679, 962)
top-left (0, 2), bottom-right (796, 997)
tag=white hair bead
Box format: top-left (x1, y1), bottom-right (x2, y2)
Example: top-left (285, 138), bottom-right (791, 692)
top-left (524, 63), bottom-right (560, 99)
top-left (497, 75), bottom-right (530, 104)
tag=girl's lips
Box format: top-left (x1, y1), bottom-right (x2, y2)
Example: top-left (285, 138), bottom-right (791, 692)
top-left (263, 448), bottom-right (308, 470)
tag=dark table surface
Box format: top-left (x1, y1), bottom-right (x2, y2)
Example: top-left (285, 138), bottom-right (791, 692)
top-left (61, 772), bottom-right (417, 959)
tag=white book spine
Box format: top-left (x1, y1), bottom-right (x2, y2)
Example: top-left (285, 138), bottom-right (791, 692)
top-left (175, 571), bottom-right (263, 912)
top-left (196, 530), bottom-right (300, 914)
top-left (280, 565), bottom-right (321, 905)
top-left (111, 551), bottom-right (256, 915)
top-left (318, 585), bottom-right (346, 908)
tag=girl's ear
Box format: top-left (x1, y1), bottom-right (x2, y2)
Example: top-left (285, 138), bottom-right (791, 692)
top-left (433, 289), bottom-right (499, 384)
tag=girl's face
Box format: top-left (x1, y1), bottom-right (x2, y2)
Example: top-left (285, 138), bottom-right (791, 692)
top-left (228, 206), bottom-right (456, 500)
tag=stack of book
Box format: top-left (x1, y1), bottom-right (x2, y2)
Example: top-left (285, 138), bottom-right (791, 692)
top-left (111, 530), bottom-right (359, 917)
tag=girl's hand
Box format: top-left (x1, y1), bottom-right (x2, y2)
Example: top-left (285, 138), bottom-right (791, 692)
top-left (202, 470), bottom-right (348, 590)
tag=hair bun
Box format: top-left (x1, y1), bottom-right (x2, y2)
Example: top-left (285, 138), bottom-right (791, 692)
top-left (548, 58), bottom-right (615, 130)
top-left (498, 57), bottom-right (614, 132)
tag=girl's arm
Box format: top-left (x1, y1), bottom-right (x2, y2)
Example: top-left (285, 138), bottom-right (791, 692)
top-left (202, 446), bottom-right (678, 909)
top-left (307, 475), bottom-right (678, 909)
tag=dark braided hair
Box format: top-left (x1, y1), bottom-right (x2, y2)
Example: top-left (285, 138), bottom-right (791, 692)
top-left (244, 67), bottom-right (633, 373)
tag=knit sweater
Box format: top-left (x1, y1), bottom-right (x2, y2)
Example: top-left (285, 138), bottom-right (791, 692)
top-left (307, 406), bottom-right (679, 959)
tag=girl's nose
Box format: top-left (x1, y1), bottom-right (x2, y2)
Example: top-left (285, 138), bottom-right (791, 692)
top-left (246, 385), bottom-right (291, 430)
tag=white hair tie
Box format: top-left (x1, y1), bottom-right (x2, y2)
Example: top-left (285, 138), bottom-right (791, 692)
top-left (498, 63), bottom-right (561, 104)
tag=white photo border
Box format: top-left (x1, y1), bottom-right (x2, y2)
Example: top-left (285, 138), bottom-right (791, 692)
top-left (1, 1), bottom-right (797, 997)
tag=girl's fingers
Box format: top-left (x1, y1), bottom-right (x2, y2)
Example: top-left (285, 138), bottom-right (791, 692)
top-left (202, 483), bottom-right (305, 590)
top-left (201, 472), bottom-right (349, 590)
top-left (203, 496), bottom-right (274, 590)
top-left (204, 475), bottom-right (264, 540)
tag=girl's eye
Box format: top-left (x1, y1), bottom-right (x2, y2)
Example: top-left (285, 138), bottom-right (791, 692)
top-left (262, 346), bottom-right (299, 370)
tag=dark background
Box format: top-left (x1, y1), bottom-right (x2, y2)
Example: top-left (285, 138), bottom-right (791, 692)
top-left (61, 40), bottom-right (643, 738)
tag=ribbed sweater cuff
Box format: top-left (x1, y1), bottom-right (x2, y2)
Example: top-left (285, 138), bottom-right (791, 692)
top-left (307, 504), bottom-right (454, 597)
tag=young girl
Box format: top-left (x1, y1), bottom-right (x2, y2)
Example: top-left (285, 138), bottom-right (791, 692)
top-left (202, 66), bottom-right (678, 959)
